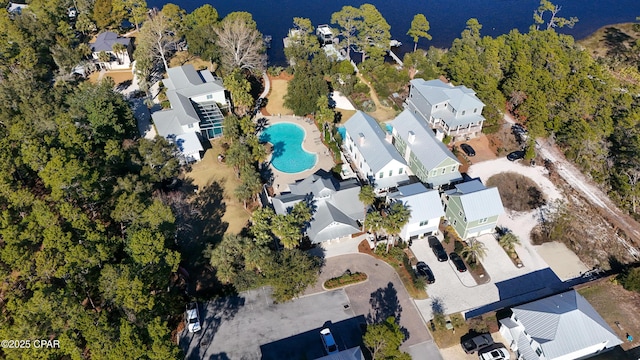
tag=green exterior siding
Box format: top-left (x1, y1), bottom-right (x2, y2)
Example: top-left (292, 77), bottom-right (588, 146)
top-left (445, 195), bottom-right (499, 239)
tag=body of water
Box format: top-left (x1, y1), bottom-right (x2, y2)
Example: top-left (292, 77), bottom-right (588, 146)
top-left (150, 0), bottom-right (640, 65)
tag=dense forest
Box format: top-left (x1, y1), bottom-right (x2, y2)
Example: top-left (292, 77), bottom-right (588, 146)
top-left (1, 0), bottom-right (640, 357)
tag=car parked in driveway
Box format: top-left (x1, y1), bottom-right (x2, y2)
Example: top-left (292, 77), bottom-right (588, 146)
top-left (320, 328), bottom-right (339, 354)
top-left (185, 302), bottom-right (202, 333)
top-left (460, 143), bottom-right (476, 157)
top-left (479, 347), bottom-right (510, 360)
top-left (449, 252), bottom-right (467, 272)
top-left (462, 333), bottom-right (494, 354)
top-left (428, 236), bottom-right (448, 262)
top-left (416, 261), bottom-right (435, 284)
top-left (507, 150), bottom-right (525, 161)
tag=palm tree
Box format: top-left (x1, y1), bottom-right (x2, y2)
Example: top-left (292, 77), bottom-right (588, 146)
top-left (112, 43), bottom-right (127, 65)
top-left (498, 232), bottom-right (521, 252)
top-left (461, 238), bottom-right (488, 265)
top-left (359, 185), bottom-right (376, 230)
top-left (97, 51), bottom-right (111, 69)
top-left (365, 210), bottom-right (385, 248)
top-left (383, 201), bottom-right (411, 252)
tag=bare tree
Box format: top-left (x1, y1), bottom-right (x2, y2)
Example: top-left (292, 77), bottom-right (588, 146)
top-left (533, 0), bottom-right (578, 30)
top-left (136, 12), bottom-right (178, 73)
top-left (215, 18), bottom-right (266, 74)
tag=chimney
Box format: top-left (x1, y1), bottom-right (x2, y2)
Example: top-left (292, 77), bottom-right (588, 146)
top-left (407, 130), bottom-right (415, 144)
top-left (385, 132), bottom-right (393, 144)
top-left (358, 132), bottom-right (365, 145)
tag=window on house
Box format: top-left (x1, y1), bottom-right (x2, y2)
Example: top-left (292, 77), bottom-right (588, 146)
top-left (399, 168), bottom-right (403, 174)
top-left (419, 220), bottom-right (428, 226)
top-left (206, 94), bottom-right (213, 100)
top-left (535, 348), bottom-right (543, 356)
top-left (453, 219), bottom-right (457, 226)
top-left (474, 108), bottom-right (477, 113)
top-left (187, 124), bottom-right (194, 128)
top-left (458, 210), bottom-right (463, 216)
top-left (431, 170), bottom-right (437, 176)
top-left (479, 218), bottom-right (488, 224)
top-left (379, 172), bottom-right (384, 179)
top-left (389, 170), bottom-right (393, 176)
top-left (441, 168), bottom-right (446, 174)
top-left (451, 166), bottom-right (455, 172)
top-left (349, 145), bottom-right (352, 152)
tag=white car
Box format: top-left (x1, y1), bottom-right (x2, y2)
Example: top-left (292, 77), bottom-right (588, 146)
top-left (320, 328), bottom-right (339, 354)
top-left (185, 302), bottom-right (202, 333)
top-left (479, 347), bottom-right (510, 360)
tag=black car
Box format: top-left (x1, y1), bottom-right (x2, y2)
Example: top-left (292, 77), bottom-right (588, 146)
top-left (461, 333), bottom-right (494, 354)
top-left (511, 123), bottom-right (527, 134)
top-left (416, 261), bottom-right (435, 284)
top-left (428, 236), bottom-right (448, 262)
top-left (449, 252), bottom-right (467, 272)
top-left (507, 150), bottom-right (525, 161)
top-left (460, 143), bottom-right (476, 157)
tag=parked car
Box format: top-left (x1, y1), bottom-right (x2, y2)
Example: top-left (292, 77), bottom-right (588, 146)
top-left (462, 333), bottom-right (494, 354)
top-left (428, 236), bottom-right (448, 262)
top-left (320, 328), bottom-right (339, 354)
top-left (185, 302), bottom-right (202, 333)
top-left (479, 347), bottom-right (510, 360)
top-left (507, 150), bottom-right (525, 161)
top-left (449, 252), bottom-right (467, 272)
top-left (416, 261), bottom-right (435, 284)
top-left (460, 143), bottom-right (476, 157)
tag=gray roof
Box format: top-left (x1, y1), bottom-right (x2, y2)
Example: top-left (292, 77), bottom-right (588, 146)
top-left (449, 180), bottom-right (503, 221)
top-left (272, 171), bottom-right (365, 243)
top-left (90, 32), bottom-right (131, 52)
top-left (509, 290), bottom-right (622, 360)
top-left (410, 78), bottom-right (486, 128)
top-left (315, 346), bottom-right (364, 360)
top-left (344, 111), bottom-right (406, 174)
top-left (153, 109), bottom-right (184, 137)
top-left (390, 109), bottom-right (460, 170)
top-left (388, 183), bottom-right (444, 221)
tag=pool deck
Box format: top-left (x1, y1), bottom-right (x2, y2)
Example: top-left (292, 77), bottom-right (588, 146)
top-left (264, 115), bottom-right (335, 193)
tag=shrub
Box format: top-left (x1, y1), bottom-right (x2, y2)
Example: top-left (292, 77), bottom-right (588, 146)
top-left (619, 267), bottom-right (640, 293)
top-left (442, 135), bottom-right (452, 145)
top-left (353, 82), bottom-right (370, 94)
top-left (267, 66), bottom-right (284, 77)
top-left (486, 172), bottom-right (545, 211)
top-left (324, 272), bottom-right (368, 289)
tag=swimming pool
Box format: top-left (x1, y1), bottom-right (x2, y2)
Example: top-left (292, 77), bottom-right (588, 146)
top-left (259, 122), bottom-right (317, 173)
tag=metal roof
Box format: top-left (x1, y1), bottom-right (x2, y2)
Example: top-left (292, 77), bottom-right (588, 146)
top-left (272, 171), bottom-right (365, 243)
top-left (449, 180), bottom-right (503, 221)
top-left (388, 183), bottom-right (444, 222)
top-left (510, 290), bottom-right (622, 360)
top-left (90, 31), bottom-right (131, 52)
top-left (389, 109), bottom-right (459, 170)
top-left (314, 346), bottom-right (364, 360)
top-left (344, 111), bottom-right (407, 174)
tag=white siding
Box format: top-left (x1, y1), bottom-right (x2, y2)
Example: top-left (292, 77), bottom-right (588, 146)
top-left (181, 122), bottom-right (201, 133)
top-left (191, 91), bottom-right (226, 104)
top-left (401, 217), bottom-right (439, 240)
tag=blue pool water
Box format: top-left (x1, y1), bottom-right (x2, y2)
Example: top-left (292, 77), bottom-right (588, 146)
top-left (260, 123), bottom-right (317, 173)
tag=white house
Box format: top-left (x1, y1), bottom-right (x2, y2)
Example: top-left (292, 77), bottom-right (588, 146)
top-left (406, 78), bottom-right (485, 142)
top-left (89, 32), bottom-right (134, 70)
top-left (389, 109), bottom-right (462, 188)
top-left (343, 111), bottom-right (410, 193)
top-left (151, 64), bottom-right (228, 162)
top-left (386, 183), bottom-right (444, 241)
top-left (499, 290), bottom-right (622, 360)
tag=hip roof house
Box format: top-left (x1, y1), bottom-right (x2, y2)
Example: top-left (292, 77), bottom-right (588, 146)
top-left (406, 78), bottom-right (485, 142)
top-left (343, 111), bottom-right (410, 193)
top-left (90, 32), bottom-right (134, 69)
top-left (272, 170), bottom-right (365, 244)
top-left (386, 183), bottom-right (445, 240)
top-left (443, 179), bottom-right (503, 239)
top-left (389, 109), bottom-right (462, 188)
top-left (499, 290), bottom-right (622, 360)
top-left (151, 64), bottom-right (228, 162)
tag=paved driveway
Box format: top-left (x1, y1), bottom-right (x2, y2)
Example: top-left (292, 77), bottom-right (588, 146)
top-left (306, 253), bottom-right (441, 356)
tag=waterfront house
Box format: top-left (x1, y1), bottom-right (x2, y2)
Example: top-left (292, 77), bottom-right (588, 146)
top-left (272, 170), bottom-right (365, 244)
top-left (90, 32), bottom-right (134, 69)
top-left (499, 290), bottom-right (622, 360)
top-left (406, 78), bottom-right (485, 142)
top-left (389, 109), bottom-right (462, 188)
top-left (443, 179), bottom-right (503, 239)
top-left (151, 64), bottom-right (228, 162)
top-left (386, 183), bottom-right (444, 241)
top-left (343, 111), bottom-right (410, 194)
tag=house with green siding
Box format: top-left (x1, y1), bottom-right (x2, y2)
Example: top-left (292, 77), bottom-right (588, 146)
top-left (443, 179), bottom-right (504, 239)
top-left (389, 109), bottom-right (462, 188)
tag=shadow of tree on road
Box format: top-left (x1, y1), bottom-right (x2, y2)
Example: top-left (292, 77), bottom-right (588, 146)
top-left (367, 282), bottom-right (402, 324)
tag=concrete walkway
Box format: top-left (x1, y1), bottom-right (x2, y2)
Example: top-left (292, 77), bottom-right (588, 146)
top-left (260, 71), bottom-right (270, 99)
